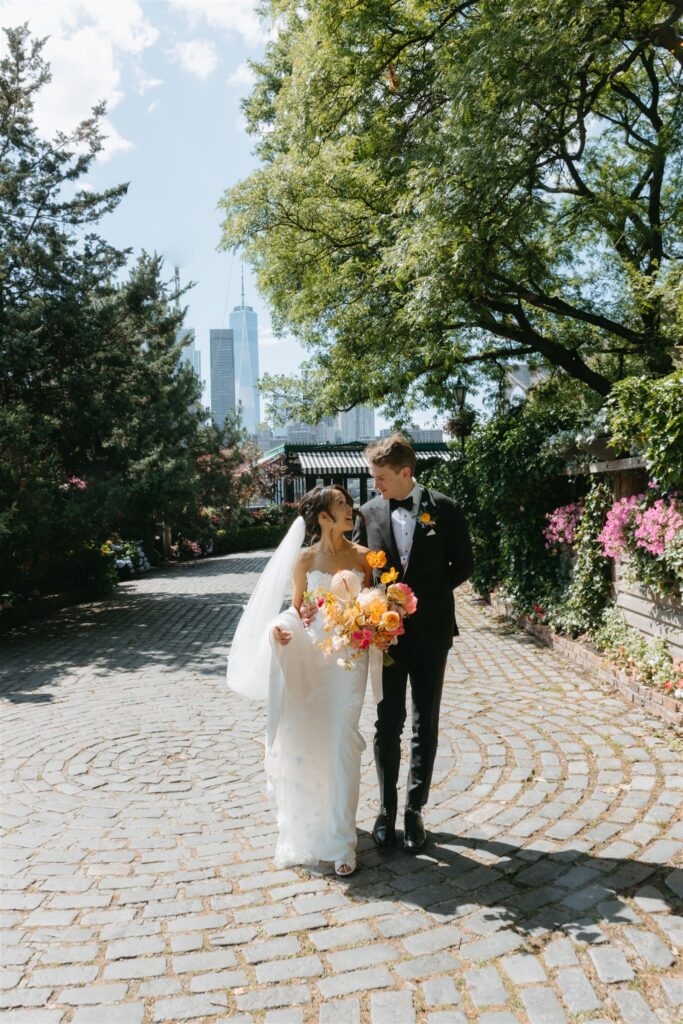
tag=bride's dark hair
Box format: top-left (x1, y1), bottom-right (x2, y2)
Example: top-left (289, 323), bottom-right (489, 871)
top-left (298, 485), bottom-right (359, 543)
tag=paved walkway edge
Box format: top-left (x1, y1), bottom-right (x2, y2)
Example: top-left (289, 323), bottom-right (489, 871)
top-left (488, 592), bottom-right (683, 731)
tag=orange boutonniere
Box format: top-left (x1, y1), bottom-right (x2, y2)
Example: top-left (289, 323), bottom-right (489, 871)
top-left (419, 512), bottom-right (434, 525)
top-left (366, 550), bottom-right (387, 569)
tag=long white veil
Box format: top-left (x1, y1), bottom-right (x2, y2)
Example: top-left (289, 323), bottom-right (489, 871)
top-left (226, 516), bottom-right (306, 701)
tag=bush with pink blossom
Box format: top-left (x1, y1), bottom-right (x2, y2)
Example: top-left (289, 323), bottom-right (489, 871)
top-left (597, 486), bottom-right (683, 596)
top-left (543, 501), bottom-right (583, 549)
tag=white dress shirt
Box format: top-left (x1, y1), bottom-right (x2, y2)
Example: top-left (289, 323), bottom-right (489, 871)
top-left (390, 481), bottom-right (422, 570)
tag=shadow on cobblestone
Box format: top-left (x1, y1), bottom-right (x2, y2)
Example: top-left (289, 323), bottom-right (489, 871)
top-left (352, 831), bottom-right (682, 940)
top-left (0, 566), bottom-right (257, 702)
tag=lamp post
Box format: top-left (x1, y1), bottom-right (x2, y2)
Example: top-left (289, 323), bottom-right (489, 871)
top-left (455, 384), bottom-right (467, 454)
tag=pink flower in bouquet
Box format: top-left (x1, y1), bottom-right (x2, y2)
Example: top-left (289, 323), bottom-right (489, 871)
top-left (387, 582), bottom-right (418, 614)
top-left (350, 627), bottom-right (374, 650)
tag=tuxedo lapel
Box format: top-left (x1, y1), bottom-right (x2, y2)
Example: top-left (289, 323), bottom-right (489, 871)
top-left (404, 487), bottom-right (437, 578)
top-left (376, 500), bottom-right (402, 576)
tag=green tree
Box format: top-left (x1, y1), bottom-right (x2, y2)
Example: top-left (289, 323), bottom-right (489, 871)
top-left (221, 0), bottom-right (683, 423)
top-left (0, 27), bottom-right (254, 602)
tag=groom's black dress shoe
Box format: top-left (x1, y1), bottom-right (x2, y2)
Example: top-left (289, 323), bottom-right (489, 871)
top-left (403, 809), bottom-right (427, 853)
top-left (372, 810), bottom-right (396, 847)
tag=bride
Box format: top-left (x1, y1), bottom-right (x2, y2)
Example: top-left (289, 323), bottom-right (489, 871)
top-left (227, 486), bottom-right (373, 877)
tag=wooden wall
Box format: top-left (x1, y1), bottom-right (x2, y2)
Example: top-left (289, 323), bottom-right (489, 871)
top-left (614, 559), bottom-right (683, 660)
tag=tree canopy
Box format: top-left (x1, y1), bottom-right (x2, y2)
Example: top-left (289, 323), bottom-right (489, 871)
top-left (221, 0), bottom-right (683, 422)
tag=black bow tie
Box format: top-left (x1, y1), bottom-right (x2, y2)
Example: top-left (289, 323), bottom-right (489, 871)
top-left (390, 496), bottom-right (414, 512)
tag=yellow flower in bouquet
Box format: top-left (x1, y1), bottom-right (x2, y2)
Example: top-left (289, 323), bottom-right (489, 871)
top-left (380, 566), bottom-right (399, 584)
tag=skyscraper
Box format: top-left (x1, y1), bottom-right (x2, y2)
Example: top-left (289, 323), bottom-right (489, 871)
top-left (229, 268), bottom-right (260, 435)
top-left (210, 329), bottom-right (235, 429)
top-left (338, 405), bottom-right (375, 442)
top-left (177, 327), bottom-right (201, 380)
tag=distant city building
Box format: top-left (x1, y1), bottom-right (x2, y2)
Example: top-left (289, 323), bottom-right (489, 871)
top-left (380, 423), bottom-right (443, 443)
top-left (504, 362), bottom-right (548, 404)
top-left (210, 328), bottom-right (235, 429)
top-left (229, 270), bottom-right (260, 435)
top-left (338, 406), bottom-right (375, 443)
top-left (177, 327), bottom-right (201, 380)
top-left (286, 422), bottom-right (320, 445)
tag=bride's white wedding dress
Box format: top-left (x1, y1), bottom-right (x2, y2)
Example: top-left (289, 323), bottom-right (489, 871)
top-left (266, 570), bottom-right (368, 869)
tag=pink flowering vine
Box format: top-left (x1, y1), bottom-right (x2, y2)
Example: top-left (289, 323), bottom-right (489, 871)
top-left (633, 498), bottom-right (683, 556)
top-left (543, 501), bottom-right (583, 548)
top-left (597, 494), bottom-right (642, 560)
top-left (65, 476), bottom-right (87, 491)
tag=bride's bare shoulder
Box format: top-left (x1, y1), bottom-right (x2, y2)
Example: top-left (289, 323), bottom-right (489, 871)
top-left (295, 545), bottom-right (317, 568)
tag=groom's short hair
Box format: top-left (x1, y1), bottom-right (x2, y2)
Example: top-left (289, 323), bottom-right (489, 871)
top-left (364, 433), bottom-right (416, 474)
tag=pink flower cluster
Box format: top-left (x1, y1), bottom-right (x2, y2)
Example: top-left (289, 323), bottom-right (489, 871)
top-left (350, 628), bottom-right (377, 650)
top-left (66, 476), bottom-right (87, 490)
top-left (634, 498), bottom-right (683, 556)
top-left (543, 501), bottom-right (583, 548)
top-left (598, 490), bottom-right (683, 561)
top-left (597, 495), bottom-right (642, 559)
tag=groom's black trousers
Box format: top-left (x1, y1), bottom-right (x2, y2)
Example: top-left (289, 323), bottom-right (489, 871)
top-left (374, 644), bottom-right (450, 815)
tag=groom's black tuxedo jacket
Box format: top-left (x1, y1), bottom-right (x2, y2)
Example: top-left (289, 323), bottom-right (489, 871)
top-left (352, 487), bottom-right (474, 651)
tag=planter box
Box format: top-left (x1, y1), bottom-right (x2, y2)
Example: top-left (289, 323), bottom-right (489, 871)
top-left (488, 592), bottom-right (682, 731)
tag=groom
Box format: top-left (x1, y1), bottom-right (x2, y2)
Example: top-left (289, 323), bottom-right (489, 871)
top-left (352, 434), bottom-right (474, 853)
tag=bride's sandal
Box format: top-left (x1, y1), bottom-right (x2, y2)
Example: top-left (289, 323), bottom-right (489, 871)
top-left (335, 859), bottom-right (357, 877)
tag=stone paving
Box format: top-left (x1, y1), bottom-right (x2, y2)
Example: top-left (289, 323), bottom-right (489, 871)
top-left (0, 552), bottom-right (682, 1024)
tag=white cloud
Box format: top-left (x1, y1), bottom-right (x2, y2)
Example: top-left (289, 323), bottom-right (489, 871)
top-left (137, 74), bottom-right (163, 94)
top-left (227, 60), bottom-right (255, 89)
top-left (168, 0), bottom-right (268, 47)
top-left (0, 1), bottom-right (159, 157)
top-left (169, 37), bottom-right (219, 79)
top-left (146, 100), bottom-right (159, 115)
top-left (98, 117), bottom-right (134, 161)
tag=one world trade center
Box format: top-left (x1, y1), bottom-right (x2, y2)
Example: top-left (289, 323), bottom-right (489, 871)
top-left (229, 270), bottom-right (261, 436)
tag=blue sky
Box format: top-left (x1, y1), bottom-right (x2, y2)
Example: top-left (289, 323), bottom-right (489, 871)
top-left (0, 0), bottom-right (444, 430)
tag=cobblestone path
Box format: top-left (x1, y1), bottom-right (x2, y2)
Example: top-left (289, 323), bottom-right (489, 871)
top-left (1, 552), bottom-right (682, 1024)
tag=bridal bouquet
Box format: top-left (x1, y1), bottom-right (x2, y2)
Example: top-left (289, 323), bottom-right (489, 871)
top-left (310, 551), bottom-right (418, 668)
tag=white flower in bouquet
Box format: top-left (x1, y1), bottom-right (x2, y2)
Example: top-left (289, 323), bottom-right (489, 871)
top-left (357, 587), bottom-right (382, 610)
top-left (329, 570), bottom-right (361, 601)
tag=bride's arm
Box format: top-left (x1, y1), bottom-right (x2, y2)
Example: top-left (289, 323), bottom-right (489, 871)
top-left (291, 554), bottom-right (308, 613)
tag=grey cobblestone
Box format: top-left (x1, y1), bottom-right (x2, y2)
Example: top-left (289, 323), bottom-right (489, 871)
top-left (421, 977), bottom-right (461, 1006)
top-left (318, 966), bottom-right (394, 997)
top-left (236, 984), bottom-right (312, 1010)
top-left (311, 923), bottom-right (375, 950)
top-left (2, 553), bottom-right (681, 1024)
top-left (370, 990), bottom-right (416, 1024)
top-left (256, 955), bottom-right (324, 983)
top-left (556, 966), bottom-right (601, 1012)
top-left (464, 966), bottom-right (507, 1007)
top-left (611, 989), bottom-right (659, 1024)
top-left (520, 987), bottom-right (567, 1024)
top-left (71, 1005), bottom-right (144, 1024)
top-left (319, 998), bottom-right (360, 1024)
top-left (57, 985), bottom-right (129, 1005)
